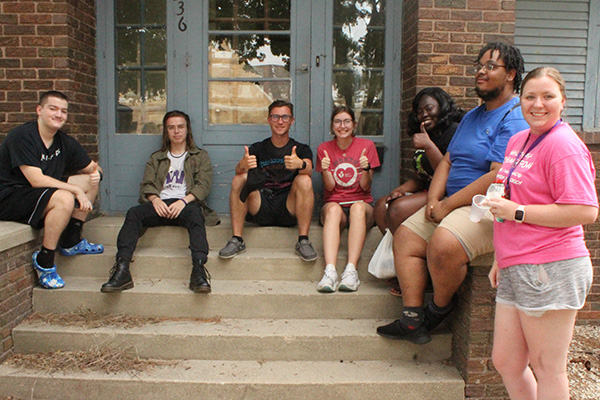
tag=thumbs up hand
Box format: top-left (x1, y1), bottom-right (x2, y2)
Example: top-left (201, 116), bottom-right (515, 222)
top-left (284, 145), bottom-right (302, 170)
top-left (359, 148), bottom-right (370, 170)
top-left (412, 121), bottom-right (433, 151)
top-left (89, 161), bottom-right (101, 186)
top-left (241, 146), bottom-right (258, 171)
top-left (321, 150), bottom-right (331, 171)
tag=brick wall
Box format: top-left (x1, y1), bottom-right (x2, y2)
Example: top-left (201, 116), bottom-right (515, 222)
top-left (0, 0), bottom-right (98, 158)
top-left (0, 239), bottom-right (41, 362)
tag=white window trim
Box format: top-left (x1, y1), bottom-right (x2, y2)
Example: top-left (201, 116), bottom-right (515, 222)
top-left (583, 0), bottom-right (600, 131)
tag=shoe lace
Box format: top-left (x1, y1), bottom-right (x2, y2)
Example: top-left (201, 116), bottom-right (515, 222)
top-left (341, 269), bottom-right (357, 281)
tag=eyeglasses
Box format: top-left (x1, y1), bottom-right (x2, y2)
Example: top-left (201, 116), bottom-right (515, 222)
top-left (333, 119), bottom-right (354, 126)
top-left (472, 62), bottom-right (506, 74)
top-left (166, 124), bottom-right (187, 132)
top-left (269, 114), bottom-right (292, 122)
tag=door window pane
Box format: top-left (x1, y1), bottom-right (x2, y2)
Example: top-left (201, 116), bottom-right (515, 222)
top-left (332, 0), bottom-right (385, 136)
top-left (208, 0), bottom-right (291, 125)
top-left (116, 0), bottom-right (167, 134)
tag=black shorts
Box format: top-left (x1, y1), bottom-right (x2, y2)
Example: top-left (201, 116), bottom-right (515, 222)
top-left (245, 188), bottom-right (297, 227)
top-left (0, 186), bottom-right (58, 229)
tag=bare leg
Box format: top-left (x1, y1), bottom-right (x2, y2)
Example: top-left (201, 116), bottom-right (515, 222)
top-left (228, 173), bottom-right (262, 237)
top-left (41, 190), bottom-right (76, 249)
top-left (492, 304), bottom-right (537, 400)
top-left (373, 196), bottom-right (388, 234)
top-left (426, 227), bottom-right (469, 308)
top-left (287, 174), bottom-right (314, 236)
top-left (523, 309), bottom-right (577, 400)
top-left (321, 203), bottom-right (347, 266)
top-left (67, 174), bottom-right (98, 221)
top-left (347, 202), bottom-right (374, 266)
top-left (393, 226), bottom-right (429, 307)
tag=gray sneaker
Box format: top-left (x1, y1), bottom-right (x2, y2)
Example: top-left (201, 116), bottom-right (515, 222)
top-left (295, 239), bottom-right (317, 262)
top-left (219, 237), bottom-right (246, 258)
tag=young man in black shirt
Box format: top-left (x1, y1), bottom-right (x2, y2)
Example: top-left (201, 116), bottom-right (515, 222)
top-left (219, 100), bottom-right (317, 261)
top-left (0, 90), bottom-right (104, 289)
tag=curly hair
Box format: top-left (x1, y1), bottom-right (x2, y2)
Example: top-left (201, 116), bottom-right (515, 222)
top-left (407, 87), bottom-right (465, 136)
top-left (477, 41), bottom-right (525, 94)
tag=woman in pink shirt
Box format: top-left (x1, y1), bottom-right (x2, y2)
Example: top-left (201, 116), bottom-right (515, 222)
top-left (488, 67), bottom-right (598, 400)
top-left (315, 105), bottom-right (380, 292)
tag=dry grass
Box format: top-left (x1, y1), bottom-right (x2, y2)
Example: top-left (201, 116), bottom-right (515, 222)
top-left (568, 325), bottom-right (600, 400)
top-left (26, 309), bottom-right (221, 329)
top-left (5, 346), bottom-right (177, 376)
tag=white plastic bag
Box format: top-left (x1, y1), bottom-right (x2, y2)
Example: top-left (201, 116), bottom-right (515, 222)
top-left (368, 229), bottom-right (396, 279)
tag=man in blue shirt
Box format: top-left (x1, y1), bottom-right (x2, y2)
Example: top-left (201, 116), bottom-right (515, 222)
top-left (377, 42), bottom-right (529, 344)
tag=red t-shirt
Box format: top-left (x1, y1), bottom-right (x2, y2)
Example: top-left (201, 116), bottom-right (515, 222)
top-left (316, 137), bottom-right (380, 205)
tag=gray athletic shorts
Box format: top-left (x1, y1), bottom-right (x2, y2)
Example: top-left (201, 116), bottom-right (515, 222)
top-left (496, 256), bottom-right (593, 317)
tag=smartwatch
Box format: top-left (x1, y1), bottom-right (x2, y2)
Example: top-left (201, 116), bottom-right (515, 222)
top-left (299, 160), bottom-right (307, 170)
top-left (514, 205), bottom-right (526, 223)
top-left (363, 163), bottom-right (371, 171)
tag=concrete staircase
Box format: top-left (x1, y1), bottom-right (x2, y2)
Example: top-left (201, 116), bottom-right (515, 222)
top-left (0, 216), bottom-right (464, 400)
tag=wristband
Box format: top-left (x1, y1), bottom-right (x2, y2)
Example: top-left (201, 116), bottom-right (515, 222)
top-left (298, 160), bottom-right (307, 171)
top-left (180, 198), bottom-right (188, 206)
top-left (98, 170), bottom-right (104, 182)
top-left (363, 163), bottom-right (371, 171)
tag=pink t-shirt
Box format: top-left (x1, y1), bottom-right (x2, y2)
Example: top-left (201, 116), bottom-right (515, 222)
top-left (316, 137), bottom-right (380, 205)
top-left (493, 122), bottom-right (598, 269)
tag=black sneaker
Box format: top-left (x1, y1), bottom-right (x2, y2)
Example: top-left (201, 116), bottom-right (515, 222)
top-left (376, 318), bottom-right (431, 344)
top-left (189, 260), bottom-right (211, 293)
top-left (295, 239), bottom-right (317, 262)
top-left (219, 237), bottom-right (246, 258)
top-left (423, 295), bottom-right (457, 332)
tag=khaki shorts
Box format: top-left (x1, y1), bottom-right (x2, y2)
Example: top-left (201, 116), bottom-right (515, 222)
top-left (401, 204), bottom-right (494, 260)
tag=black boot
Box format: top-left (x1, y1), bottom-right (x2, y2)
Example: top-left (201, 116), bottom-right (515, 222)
top-left (189, 259), bottom-right (211, 293)
top-left (101, 258), bottom-right (134, 293)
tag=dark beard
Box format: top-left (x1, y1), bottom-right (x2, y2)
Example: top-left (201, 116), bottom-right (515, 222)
top-left (476, 86), bottom-right (501, 102)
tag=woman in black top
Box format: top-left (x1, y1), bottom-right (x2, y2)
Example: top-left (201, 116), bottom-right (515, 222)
top-left (374, 87), bottom-right (465, 235)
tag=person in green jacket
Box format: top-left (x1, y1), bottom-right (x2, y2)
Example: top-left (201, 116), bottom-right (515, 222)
top-left (101, 110), bottom-right (219, 293)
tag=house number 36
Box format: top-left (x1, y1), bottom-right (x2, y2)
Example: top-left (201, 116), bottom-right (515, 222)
top-left (174, 0), bottom-right (187, 32)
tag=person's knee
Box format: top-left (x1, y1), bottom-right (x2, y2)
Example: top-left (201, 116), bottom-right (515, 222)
top-left (323, 203), bottom-right (343, 220)
top-left (492, 348), bottom-right (520, 377)
top-left (48, 190), bottom-right (75, 212)
top-left (349, 202), bottom-right (367, 220)
top-left (292, 174), bottom-right (313, 193)
top-left (427, 229), bottom-right (466, 268)
top-left (528, 351), bottom-right (567, 378)
top-left (231, 173), bottom-right (247, 192)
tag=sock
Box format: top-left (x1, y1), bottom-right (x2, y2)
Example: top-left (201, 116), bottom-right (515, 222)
top-left (36, 246), bottom-right (55, 269)
top-left (401, 306), bottom-right (424, 330)
top-left (233, 235), bottom-right (243, 243)
top-left (345, 263), bottom-right (356, 271)
top-left (429, 299), bottom-right (453, 315)
top-left (60, 218), bottom-right (84, 248)
top-left (298, 235), bottom-right (308, 242)
top-left (325, 264), bottom-right (336, 272)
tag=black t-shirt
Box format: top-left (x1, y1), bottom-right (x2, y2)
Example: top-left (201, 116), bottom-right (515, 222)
top-left (248, 137), bottom-right (313, 195)
top-left (0, 121), bottom-right (91, 189)
top-left (412, 122), bottom-right (458, 187)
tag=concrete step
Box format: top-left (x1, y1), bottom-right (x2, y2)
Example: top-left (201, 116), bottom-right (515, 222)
top-left (32, 277), bottom-right (406, 319)
top-left (83, 216), bottom-right (385, 251)
top-left (13, 318), bottom-right (451, 362)
top-left (57, 246), bottom-right (381, 282)
top-left (0, 359), bottom-right (464, 400)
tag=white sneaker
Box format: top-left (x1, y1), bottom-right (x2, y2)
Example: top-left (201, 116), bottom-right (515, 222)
top-left (339, 268), bottom-right (360, 292)
top-left (317, 267), bottom-right (339, 293)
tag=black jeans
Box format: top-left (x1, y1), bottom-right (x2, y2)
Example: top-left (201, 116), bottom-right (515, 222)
top-left (116, 199), bottom-right (209, 263)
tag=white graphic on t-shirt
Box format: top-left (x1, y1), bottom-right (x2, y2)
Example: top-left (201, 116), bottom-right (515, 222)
top-left (333, 162), bottom-right (358, 187)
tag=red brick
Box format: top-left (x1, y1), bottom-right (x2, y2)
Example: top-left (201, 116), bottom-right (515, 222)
top-left (468, 0), bottom-right (501, 10)
top-left (19, 14), bottom-right (52, 25)
top-left (2, 3), bottom-right (36, 13)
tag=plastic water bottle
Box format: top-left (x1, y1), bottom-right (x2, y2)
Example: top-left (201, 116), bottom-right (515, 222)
top-left (486, 180), bottom-right (505, 222)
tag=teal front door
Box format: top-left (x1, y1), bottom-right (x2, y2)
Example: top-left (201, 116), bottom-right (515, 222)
top-left (98, 0), bottom-right (402, 213)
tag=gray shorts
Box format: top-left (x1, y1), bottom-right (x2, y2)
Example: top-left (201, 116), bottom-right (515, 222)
top-left (496, 257), bottom-right (593, 317)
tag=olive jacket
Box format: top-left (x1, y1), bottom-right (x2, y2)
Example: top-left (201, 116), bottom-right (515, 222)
top-left (138, 145), bottom-right (220, 226)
